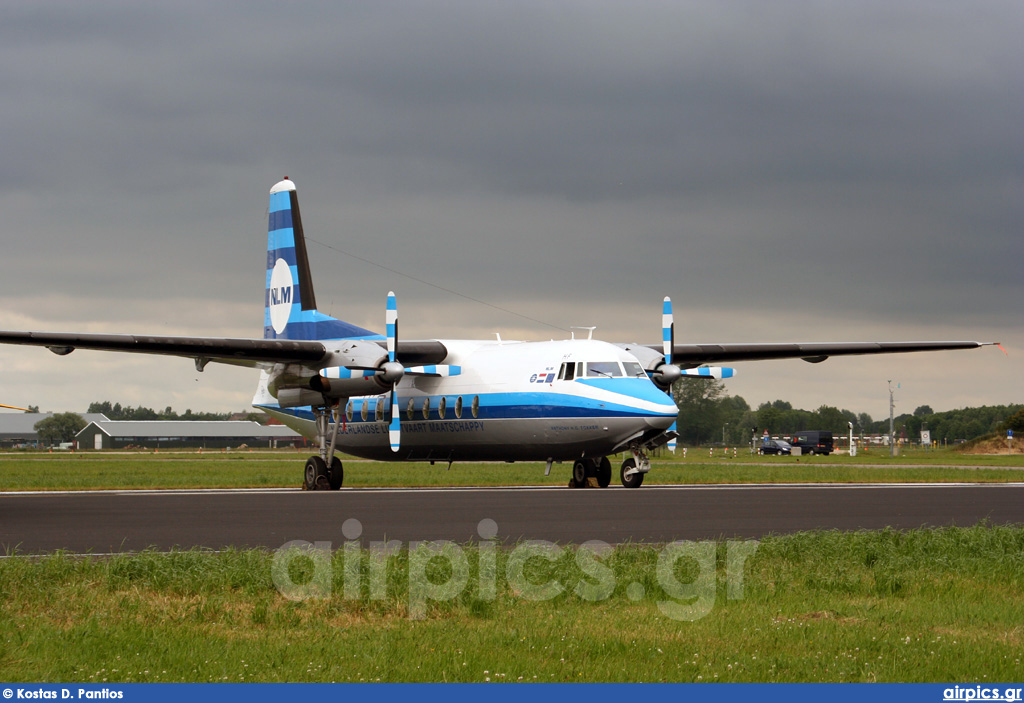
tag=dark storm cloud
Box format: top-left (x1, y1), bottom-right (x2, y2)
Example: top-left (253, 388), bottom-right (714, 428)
top-left (0, 1), bottom-right (1020, 412)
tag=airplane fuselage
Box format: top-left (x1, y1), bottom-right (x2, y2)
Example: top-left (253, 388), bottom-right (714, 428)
top-left (263, 338), bottom-right (678, 462)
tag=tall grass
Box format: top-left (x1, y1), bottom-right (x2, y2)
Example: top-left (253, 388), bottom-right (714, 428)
top-left (2, 525), bottom-right (1023, 682)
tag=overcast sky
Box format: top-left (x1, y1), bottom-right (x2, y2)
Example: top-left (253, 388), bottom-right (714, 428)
top-left (1, 1), bottom-right (1021, 421)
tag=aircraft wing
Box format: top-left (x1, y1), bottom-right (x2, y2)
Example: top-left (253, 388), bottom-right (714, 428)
top-left (645, 340), bottom-right (993, 366)
top-left (0, 331), bottom-right (449, 369)
top-left (0, 331), bottom-right (328, 367)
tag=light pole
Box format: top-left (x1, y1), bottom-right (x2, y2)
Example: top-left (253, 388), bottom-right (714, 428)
top-left (888, 380), bottom-right (897, 457)
top-left (723, 422), bottom-right (729, 446)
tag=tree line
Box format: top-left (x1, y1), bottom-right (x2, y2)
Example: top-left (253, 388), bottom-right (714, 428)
top-left (23, 394), bottom-right (1023, 447)
top-left (86, 401), bottom-right (240, 422)
top-left (29, 402), bottom-right (263, 445)
top-left (672, 378), bottom-right (1022, 447)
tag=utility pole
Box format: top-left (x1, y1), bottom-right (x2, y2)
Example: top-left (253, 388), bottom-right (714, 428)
top-left (888, 380), bottom-right (897, 457)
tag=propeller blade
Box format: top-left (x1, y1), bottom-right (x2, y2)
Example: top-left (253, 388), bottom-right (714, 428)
top-left (325, 367), bottom-right (379, 379)
top-left (389, 388), bottom-right (400, 452)
top-left (679, 367), bottom-right (737, 379)
top-left (386, 291), bottom-right (398, 363)
top-left (662, 296), bottom-right (674, 366)
top-left (404, 365), bottom-right (462, 377)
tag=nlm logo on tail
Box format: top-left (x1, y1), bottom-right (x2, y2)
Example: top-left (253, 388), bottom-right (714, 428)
top-left (267, 258), bottom-right (295, 335)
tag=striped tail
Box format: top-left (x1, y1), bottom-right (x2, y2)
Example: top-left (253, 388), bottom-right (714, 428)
top-left (265, 179), bottom-right (381, 341)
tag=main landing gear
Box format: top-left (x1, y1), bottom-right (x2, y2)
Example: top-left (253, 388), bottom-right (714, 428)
top-left (568, 443), bottom-right (652, 489)
top-left (570, 456), bottom-right (613, 488)
top-left (303, 405), bottom-right (344, 491)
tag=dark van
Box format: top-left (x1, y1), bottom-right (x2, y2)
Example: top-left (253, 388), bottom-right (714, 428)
top-left (791, 431), bottom-right (834, 456)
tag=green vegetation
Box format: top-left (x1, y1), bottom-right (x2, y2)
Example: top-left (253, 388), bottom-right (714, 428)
top-left (0, 450), bottom-right (1022, 491)
top-left (2, 525), bottom-right (1022, 682)
top-left (671, 378), bottom-right (1022, 447)
top-left (32, 412), bottom-right (87, 445)
top-left (85, 401), bottom-right (259, 423)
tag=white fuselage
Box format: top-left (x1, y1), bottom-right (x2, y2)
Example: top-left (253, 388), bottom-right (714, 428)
top-left (261, 338), bottom-right (678, 462)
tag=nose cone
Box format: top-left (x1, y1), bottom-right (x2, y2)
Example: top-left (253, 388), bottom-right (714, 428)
top-left (644, 390), bottom-right (678, 430)
top-left (577, 377), bottom-right (678, 427)
top-left (647, 407), bottom-right (677, 431)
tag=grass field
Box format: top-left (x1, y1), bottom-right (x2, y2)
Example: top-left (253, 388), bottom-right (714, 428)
top-left (2, 525), bottom-right (1022, 682)
top-left (0, 448), bottom-right (1022, 491)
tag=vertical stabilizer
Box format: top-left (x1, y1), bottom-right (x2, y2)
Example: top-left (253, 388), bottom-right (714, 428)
top-left (264, 179), bottom-right (380, 341)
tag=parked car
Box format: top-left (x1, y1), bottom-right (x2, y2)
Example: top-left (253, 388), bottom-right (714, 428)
top-left (791, 431), bottom-right (834, 456)
top-left (758, 439), bottom-right (792, 455)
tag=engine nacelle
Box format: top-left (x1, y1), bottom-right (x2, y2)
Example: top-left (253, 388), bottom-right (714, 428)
top-left (276, 388), bottom-right (326, 408)
top-left (310, 366), bottom-right (387, 398)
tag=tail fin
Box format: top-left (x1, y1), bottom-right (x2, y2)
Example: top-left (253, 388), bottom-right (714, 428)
top-left (265, 179), bottom-right (380, 341)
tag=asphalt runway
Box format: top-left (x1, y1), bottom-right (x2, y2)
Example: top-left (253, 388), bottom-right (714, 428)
top-left (2, 483), bottom-right (1024, 555)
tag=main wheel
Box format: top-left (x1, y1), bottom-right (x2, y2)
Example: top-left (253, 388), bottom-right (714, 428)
top-left (620, 457), bottom-right (644, 488)
top-left (596, 457), bottom-right (612, 488)
top-left (571, 459), bottom-right (589, 488)
top-left (328, 456), bottom-right (344, 490)
top-left (304, 456), bottom-right (327, 491)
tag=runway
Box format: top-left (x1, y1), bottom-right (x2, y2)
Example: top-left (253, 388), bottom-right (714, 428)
top-left (2, 483), bottom-right (1023, 555)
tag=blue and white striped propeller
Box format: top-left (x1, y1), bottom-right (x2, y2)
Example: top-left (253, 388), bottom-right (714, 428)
top-left (661, 297), bottom-right (680, 451)
top-left (655, 296), bottom-right (737, 452)
top-left (345, 291), bottom-right (461, 453)
top-left (385, 292), bottom-right (401, 452)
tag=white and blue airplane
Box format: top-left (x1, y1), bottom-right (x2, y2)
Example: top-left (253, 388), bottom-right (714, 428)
top-left (0, 179), bottom-right (998, 489)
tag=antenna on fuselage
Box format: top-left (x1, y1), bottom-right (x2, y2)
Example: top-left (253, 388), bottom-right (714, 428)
top-left (570, 326), bottom-right (596, 340)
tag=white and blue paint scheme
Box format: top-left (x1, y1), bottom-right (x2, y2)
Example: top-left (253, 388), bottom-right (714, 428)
top-left (0, 178), bottom-right (997, 490)
top-left (254, 180), bottom-right (686, 488)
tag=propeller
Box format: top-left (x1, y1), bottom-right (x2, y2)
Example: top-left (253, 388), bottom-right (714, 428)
top-left (386, 291), bottom-right (401, 452)
top-left (654, 297), bottom-right (682, 388)
top-left (339, 291), bottom-right (461, 453)
top-left (661, 297), bottom-right (680, 451)
top-left (654, 296), bottom-right (736, 452)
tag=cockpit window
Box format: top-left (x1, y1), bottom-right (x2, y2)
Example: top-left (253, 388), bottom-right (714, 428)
top-left (586, 361), bottom-right (623, 377)
top-left (623, 361), bottom-right (647, 378)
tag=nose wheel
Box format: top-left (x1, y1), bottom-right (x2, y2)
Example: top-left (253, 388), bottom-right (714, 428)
top-left (620, 458), bottom-right (644, 488)
top-left (620, 444), bottom-right (651, 488)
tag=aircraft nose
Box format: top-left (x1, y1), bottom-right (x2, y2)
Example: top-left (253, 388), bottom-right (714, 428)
top-left (646, 407), bottom-right (677, 431)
